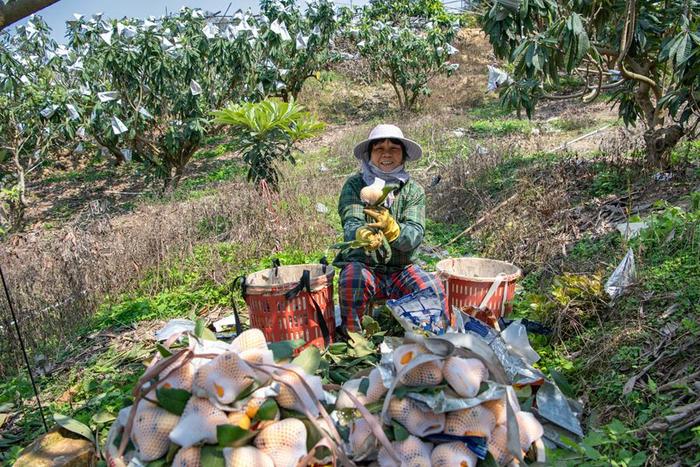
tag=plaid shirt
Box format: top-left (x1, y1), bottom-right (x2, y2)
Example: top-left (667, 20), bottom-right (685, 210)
top-left (333, 173), bottom-right (425, 272)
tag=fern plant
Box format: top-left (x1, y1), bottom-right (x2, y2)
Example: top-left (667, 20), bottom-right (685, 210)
top-left (213, 98), bottom-right (324, 189)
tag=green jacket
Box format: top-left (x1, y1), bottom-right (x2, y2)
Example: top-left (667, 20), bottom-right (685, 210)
top-left (333, 173), bottom-right (425, 272)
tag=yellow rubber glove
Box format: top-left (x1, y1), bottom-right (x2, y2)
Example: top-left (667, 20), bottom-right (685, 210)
top-left (355, 226), bottom-right (383, 251)
top-left (364, 207), bottom-right (400, 243)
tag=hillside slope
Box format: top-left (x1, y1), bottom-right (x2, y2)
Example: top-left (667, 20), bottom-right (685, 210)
top-left (0, 29), bottom-right (698, 465)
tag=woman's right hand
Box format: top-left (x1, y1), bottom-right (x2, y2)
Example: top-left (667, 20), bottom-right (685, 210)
top-left (355, 227), bottom-right (383, 251)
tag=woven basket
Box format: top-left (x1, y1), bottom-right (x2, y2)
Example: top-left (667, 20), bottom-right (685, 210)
top-left (436, 257), bottom-right (522, 324)
top-left (244, 263), bottom-right (335, 351)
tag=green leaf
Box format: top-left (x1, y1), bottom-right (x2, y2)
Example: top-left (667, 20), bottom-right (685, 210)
top-left (90, 411), bottom-right (116, 426)
top-left (394, 384), bottom-right (446, 399)
top-left (392, 420), bottom-right (410, 442)
top-left (302, 418), bottom-right (323, 451)
top-left (235, 381), bottom-right (260, 402)
top-left (480, 452), bottom-right (499, 467)
top-left (291, 345), bottom-right (321, 374)
top-left (201, 327), bottom-right (218, 341)
top-left (269, 339), bottom-right (305, 361)
top-left (361, 316), bottom-right (381, 336)
top-left (358, 377), bottom-right (370, 396)
top-left (549, 369), bottom-right (576, 398)
top-left (217, 425), bottom-right (257, 447)
top-left (156, 343), bottom-right (173, 357)
top-left (347, 332), bottom-right (375, 358)
top-left (675, 34), bottom-right (690, 65)
top-left (628, 451), bottom-right (647, 466)
top-left (53, 414), bottom-right (95, 444)
top-left (328, 342), bottom-right (348, 354)
top-left (200, 445), bottom-right (226, 467)
top-left (255, 399), bottom-right (279, 421)
top-left (194, 319), bottom-right (205, 338)
top-left (156, 387), bottom-right (191, 415)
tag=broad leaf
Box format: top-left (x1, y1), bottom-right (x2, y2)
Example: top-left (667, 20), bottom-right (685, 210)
top-left (269, 339), bottom-right (305, 361)
top-left (217, 424), bottom-right (257, 447)
top-left (255, 399), bottom-right (279, 421)
top-left (200, 445), bottom-right (226, 467)
top-left (392, 420), bottom-right (410, 442)
top-left (358, 377), bottom-right (370, 396)
top-left (90, 411), bottom-right (116, 426)
top-left (53, 414), bottom-right (94, 444)
top-left (156, 387), bottom-right (191, 415)
top-left (291, 345), bottom-right (321, 374)
top-left (156, 343), bottom-right (173, 357)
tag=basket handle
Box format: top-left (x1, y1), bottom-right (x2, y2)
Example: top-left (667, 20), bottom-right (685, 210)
top-left (284, 269), bottom-right (331, 348)
top-left (228, 275), bottom-right (246, 335)
top-left (271, 258), bottom-right (281, 277)
top-left (319, 255), bottom-right (329, 274)
top-left (479, 272), bottom-right (506, 310)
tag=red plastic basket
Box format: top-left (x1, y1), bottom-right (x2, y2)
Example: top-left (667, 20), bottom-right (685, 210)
top-left (436, 257), bottom-right (522, 325)
top-left (244, 264), bottom-right (335, 351)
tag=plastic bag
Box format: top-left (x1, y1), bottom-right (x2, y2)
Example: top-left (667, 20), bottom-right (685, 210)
top-left (386, 287), bottom-right (448, 335)
top-left (605, 248), bottom-right (636, 300)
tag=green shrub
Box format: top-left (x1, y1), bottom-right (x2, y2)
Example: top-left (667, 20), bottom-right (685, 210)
top-left (213, 98), bottom-right (324, 189)
top-left (469, 119), bottom-right (532, 136)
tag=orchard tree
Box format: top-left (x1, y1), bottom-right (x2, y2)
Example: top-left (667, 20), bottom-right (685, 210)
top-left (354, 18), bottom-right (460, 110)
top-left (0, 0), bottom-right (59, 30)
top-left (481, 0), bottom-right (700, 167)
top-left (213, 98), bottom-right (324, 189)
top-left (68, 8), bottom-right (258, 191)
top-left (364, 0), bottom-right (454, 25)
top-left (0, 17), bottom-right (82, 232)
top-left (257, 0), bottom-right (343, 101)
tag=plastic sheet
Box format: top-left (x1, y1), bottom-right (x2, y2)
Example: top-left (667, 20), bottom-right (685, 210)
top-left (154, 319), bottom-right (195, 341)
top-left (406, 382), bottom-right (505, 413)
top-left (535, 381), bottom-right (584, 438)
top-left (501, 319), bottom-right (540, 365)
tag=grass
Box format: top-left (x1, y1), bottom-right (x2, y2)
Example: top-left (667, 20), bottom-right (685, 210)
top-left (468, 118), bottom-right (533, 136)
top-left (175, 160), bottom-right (246, 194)
top-left (588, 162), bottom-right (634, 197)
top-left (42, 166), bottom-right (116, 185)
top-left (0, 240), bottom-right (334, 462)
top-left (513, 201), bottom-right (700, 465)
top-left (468, 98), bottom-right (513, 119)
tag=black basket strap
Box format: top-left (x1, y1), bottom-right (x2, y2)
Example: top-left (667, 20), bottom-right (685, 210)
top-left (284, 269), bottom-right (311, 300)
top-left (229, 275), bottom-right (246, 335)
top-left (498, 317), bottom-right (552, 335)
top-left (320, 256), bottom-right (329, 274)
top-left (271, 258), bottom-right (281, 278)
top-left (284, 270), bottom-right (330, 347)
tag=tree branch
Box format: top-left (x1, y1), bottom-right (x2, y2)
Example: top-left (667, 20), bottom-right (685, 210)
top-left (0, 0), bottom-right (61, 30)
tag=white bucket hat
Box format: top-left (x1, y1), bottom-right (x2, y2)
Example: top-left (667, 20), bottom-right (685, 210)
top-left (353, 124), bottom-right (423, 162)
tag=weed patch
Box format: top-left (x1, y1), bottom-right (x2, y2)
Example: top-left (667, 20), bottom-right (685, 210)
top-left (469, 118), bottom-right (532, 136)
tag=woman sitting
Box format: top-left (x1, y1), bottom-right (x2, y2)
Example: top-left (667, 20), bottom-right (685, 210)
top-left (333, 124), bottom-right (447, 332)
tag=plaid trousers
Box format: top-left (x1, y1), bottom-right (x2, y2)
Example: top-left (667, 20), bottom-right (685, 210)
top-left (338, 262), bottom-right (447, 331)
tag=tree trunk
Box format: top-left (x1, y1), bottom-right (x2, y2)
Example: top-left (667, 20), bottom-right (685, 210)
top-left (94, 135), bottom-right (126, 165)
top-left (2, 150), bottom-right (28, 231)
top-left (643, 124), bottom-right (684, 169)
top-left (0, 0), bottom-right (61, 30)
top-left (161, 167), bottom-right (174, 196)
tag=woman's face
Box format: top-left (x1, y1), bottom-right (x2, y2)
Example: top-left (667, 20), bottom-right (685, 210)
top-left (369, 139), bottom-right (404, 172)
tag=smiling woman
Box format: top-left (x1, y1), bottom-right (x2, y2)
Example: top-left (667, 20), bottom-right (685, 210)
top-left (332, 124), bottom-right (447, 333)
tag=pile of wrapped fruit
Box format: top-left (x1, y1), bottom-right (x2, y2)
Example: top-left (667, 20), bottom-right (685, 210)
top-left (106, 327), bottom-right (546, 466)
